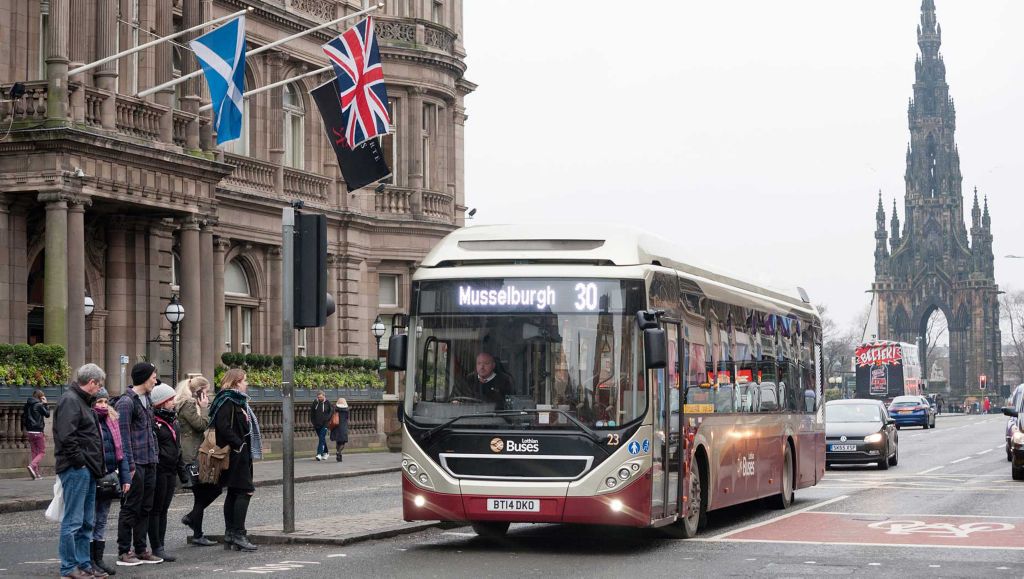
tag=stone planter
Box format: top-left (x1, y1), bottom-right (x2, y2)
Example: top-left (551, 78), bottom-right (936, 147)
top-left (0, 385), bottom-right (63, 401)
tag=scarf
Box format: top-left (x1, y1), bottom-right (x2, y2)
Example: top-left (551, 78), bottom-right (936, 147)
top-left (154, 408), bottom-right (178, 442)
top-left (210, 389), bottom-right (263, 460)
top-left (93, 407), bottom-right (124, 462)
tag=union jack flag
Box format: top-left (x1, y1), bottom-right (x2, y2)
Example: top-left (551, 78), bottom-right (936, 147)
top-left (322, 17), bottom-right (391, 149)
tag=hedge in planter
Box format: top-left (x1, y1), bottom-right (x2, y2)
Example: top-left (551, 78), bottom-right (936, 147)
top-left (0, 343), bottom-right (70, 388)
top-left (215, 352), bottom-right (385, 392)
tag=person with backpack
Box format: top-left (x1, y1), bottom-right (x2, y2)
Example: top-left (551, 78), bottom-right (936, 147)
top-left (22, 389), bottom-right (50, 480)
top-left (149, 383), bottom-right (188, 562)
top-left (175, 376), bottom-right (219, 546)
top-left (209, 368), bottom-right (262, 552)
top-left (114, 362), bottom-right (163, 566)
top-left (310, 391), bottom-right (334, 461)
top-left (329, 398), bottom-right (350, 462)
top-left (90, 388), bottom-right (130, 576)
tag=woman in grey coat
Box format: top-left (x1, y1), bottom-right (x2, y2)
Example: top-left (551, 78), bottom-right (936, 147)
top-left (174, 376), bottom-right (218, 546)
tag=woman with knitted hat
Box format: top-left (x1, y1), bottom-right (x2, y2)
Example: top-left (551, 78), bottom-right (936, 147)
top-left (90, 388), bottom-right (131, 576)
top-left (209, 368), bottom-right (262, 552)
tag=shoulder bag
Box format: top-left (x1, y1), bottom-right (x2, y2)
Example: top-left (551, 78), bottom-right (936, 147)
top-left (196, 428), bottom-right (231, 485)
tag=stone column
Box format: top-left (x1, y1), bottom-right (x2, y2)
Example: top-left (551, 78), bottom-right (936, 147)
top-left (0, 197), bottom-right (11, 343)
top-left (179, 218), bottom-right (202, 376)
top-left (147, 222), bottom-right (175, 372)
top-left (324, 254), bottom-right (339, 357)
top-left (68, 0), bottom-right (90, 125)
top-left (38, 193), bottom-right (69, 350)
top-left (181, 0), bottom-right (202, 149)
top-left (267, 53), bottom-right (286, 167)
top-left (407, 88), bottom-right (425, 191)
top-left (267, 247), bottom-right (283, 354)
top-left (45, 0), bottom-right (70, 121)
top-left (213, 237), bottom-right (228, 364)
top-left (104, 225), bottom-right (128, 394)
top-left (200, 222), bottom-right (215, 379)
top-left (154, 0), bottom-right (174, 143)
top-left (453, 103), bottom-right (467, 226)
top-left (67, 196), bottom-right (90, 374)
top-left (94, 0), bottom-right (118, 130)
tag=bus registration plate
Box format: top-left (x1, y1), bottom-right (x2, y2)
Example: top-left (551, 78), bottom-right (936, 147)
top-left (487, 498), bottom-right (540, 512)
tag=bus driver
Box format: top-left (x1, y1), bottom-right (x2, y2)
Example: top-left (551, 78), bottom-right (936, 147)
top-left (452, 352), bottom-right (513, 410)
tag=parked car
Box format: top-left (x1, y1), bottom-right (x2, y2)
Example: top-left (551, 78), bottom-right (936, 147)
top-left (1003, 406), bottom-right (1024, 481)
top-left (825, 399), bottom-right (899, 470)
top-left (888, 395), bottom-right (936, 429)
top-left (1007, 384), bottom-right (1024, 462)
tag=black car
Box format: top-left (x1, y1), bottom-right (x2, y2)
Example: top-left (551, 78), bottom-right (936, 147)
top-left (825, 399), bottom-right (899, 470)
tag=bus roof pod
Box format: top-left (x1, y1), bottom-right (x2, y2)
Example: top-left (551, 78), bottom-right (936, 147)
top-left (421, 223), bottom-right (812, 313)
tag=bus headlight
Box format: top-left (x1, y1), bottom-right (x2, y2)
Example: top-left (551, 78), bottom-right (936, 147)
top-left (408, 464), bottom-right (418, 475)
top-left (418, 473), bottom-right (430, 485)
top-left (414, 495), bottom-right (426, 507)
top-left (605, 477), bottom-right (618, 488)
top-left (618, 468), bottom-right (631, 480)
top-left (610, 499), bottom-right (624, 512)
top-left (864, 432), bottom-right (883, 444)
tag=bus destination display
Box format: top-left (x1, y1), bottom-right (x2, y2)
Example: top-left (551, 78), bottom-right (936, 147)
top-left (416, 279), bottom-right (643, 315)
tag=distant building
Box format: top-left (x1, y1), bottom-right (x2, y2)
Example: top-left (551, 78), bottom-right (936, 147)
top-left (870, 0), bottom-right (1002, 398)
top-left (0, 0), bottom-right (474, 392)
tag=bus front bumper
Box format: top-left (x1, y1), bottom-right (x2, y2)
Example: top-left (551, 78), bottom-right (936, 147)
top-left (401, 473), bottom-right (652, 527)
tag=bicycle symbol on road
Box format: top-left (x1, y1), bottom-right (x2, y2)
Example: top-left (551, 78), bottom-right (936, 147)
top-left (868, 520), bottom-right (1015, 539)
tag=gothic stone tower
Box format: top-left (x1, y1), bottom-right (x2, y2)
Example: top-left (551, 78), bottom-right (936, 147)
top-left (872, 0), bottom-right (1002, 398)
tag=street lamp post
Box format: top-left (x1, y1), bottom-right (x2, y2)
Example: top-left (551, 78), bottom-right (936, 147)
top-left (164, 296), bottom-right (185, 387)
top-left (828, 376), bottom-right (843, 399)
top-left (371, 315), bottom-right (386, 374)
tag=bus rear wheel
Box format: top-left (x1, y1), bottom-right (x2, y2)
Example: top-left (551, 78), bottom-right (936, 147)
top-left (470, 521), bottom-right (510, 540)
top-left (769, 444), bottom-right (794, 510)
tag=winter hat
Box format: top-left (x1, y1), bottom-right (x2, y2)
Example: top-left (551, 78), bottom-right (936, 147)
top-left (95, 387), bottom-right (109, 401)
top-left (131, 362), bottom-right (157, 385)
top-left (151, 383), bottom-right (176, 407)
top-left (336, 398), bottom-right (348, 408)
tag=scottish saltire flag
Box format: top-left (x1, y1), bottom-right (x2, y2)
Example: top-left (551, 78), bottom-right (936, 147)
top-left (322, 17), bottom-right (390, 149)
top-left (190, 16), bottom-right (247, 145)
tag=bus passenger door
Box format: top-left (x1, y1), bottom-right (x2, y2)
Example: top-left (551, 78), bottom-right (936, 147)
top-left (651, 322), bottom-right (682, 521)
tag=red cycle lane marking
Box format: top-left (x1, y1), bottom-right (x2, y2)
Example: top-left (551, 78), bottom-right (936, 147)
top-left (720, 512), bottom-right (1024, 550)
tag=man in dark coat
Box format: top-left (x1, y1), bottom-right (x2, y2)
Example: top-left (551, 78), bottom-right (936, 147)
top-left (310, 391), bottom-right (334, 461)
top-left (452, 352), bottom-right (513, 410)
top-left (53, 363), bottom-right (107, 579)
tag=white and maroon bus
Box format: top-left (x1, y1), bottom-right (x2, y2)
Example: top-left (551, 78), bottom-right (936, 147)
top-left (388, 224), bottom-right (825, 538)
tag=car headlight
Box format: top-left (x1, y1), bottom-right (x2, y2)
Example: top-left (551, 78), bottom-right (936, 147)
top-left (1013, 430), bottom-right (1024, 446)
top-left (864, 432), bottom-right (883, 444)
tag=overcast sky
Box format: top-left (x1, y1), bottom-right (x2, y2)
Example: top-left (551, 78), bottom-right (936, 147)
top-left (460, 0), bottom-right (1024, 333)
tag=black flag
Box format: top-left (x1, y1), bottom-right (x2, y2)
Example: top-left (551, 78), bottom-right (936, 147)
top-left (310, 79), bottom-right (391, 191)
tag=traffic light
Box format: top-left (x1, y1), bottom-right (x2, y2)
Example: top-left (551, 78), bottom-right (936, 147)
top-left (979, 374), bottom-right (987, 390)
top-left (294, 212), bottom-right (327, 328)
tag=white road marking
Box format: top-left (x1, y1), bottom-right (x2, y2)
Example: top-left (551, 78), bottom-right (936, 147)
top-left (929, 565), bottom-right (940, 568)
top-left (995, 445), bottom-right (1005, 449)
top-left (976, 449), bottom-right (993, 456)
top-left (950, 457), bottom-right (972, 464)
top-left (869, 563), bottom-right (881, 566)
top-left (327, 554), bottom-right (348, 558)
top-left (826, 512), bottom-right (1024, 520)
top-left (443, 531), bottom-right (478, 537)
top-left (708, 495), bottom-right (849, 540)
top-left (917, 466), bottom-right (944, 474)
top-left (804, 561), bottom-right (816, 564)
top-left (710, 537), bottom-right (1024, 551)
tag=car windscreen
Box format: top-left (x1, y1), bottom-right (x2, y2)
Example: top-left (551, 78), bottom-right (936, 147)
top-left (890, 396), bottom-right (921, 406)
top-left (826, 404), bottom-right (882, 423)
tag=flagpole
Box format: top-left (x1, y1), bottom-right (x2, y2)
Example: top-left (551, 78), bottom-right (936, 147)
top-left (137, 3), bottom-right (383, 99)
top-left (68, 8), bottom-right (251, 77)
top-left (198, 66), bottom-right (332, 113)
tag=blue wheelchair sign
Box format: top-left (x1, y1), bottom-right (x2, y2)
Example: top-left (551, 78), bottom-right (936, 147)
top-left (641, 439), bottom-right (650, 453)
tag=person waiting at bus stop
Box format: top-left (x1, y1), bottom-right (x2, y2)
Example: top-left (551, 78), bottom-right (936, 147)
top-left (452, 352), bottom-right (513, 410)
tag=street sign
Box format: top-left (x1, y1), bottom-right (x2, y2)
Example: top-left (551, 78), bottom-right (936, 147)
top-left (120, 355), bottom-right (129, 365)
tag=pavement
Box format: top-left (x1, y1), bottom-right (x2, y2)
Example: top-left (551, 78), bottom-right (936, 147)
top-left (0, 449), bottom-right (401, 514)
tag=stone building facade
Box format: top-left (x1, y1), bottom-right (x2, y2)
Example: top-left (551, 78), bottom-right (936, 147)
top-left (0, 0), bottom-right (474, 393)
top-left (871, 0), bottom-right (1002, 397)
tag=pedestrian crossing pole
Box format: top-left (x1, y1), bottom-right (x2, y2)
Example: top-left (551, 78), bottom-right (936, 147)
top-left (281, 205), bottom-right (297, 533)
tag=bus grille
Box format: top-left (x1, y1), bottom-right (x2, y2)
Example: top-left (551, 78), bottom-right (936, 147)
top-left (439, 454), bottom-right (594, 481)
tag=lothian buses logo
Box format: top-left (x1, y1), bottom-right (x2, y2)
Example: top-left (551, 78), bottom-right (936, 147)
top-left (490, 438), bottom-right (504, 453)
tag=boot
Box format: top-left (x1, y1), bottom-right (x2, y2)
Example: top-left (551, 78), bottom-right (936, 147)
top-left (230, 533), bottom-right (258, 552)
top-left (336, 452), bottom-right (343, 462)
top-left (91, 541), bottom-right (117, 576)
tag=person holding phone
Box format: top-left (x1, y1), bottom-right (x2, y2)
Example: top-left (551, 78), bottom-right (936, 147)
top-left (174, 376), bottom-right (219, 546)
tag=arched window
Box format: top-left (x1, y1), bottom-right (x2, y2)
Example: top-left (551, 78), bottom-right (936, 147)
top-left (224, 259), bottom-right (257, 354)
top-left (283, 83), bottom-right (304, 168)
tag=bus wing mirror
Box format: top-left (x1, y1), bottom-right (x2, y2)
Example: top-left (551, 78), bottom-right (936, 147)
top-left (397, 402), bottom-right (405, 423)
top-left (1003, 407), bottom-right (1019, 418)
top-left (644, 328), bottom-right (667, 369)
top-left (387, 334), bottom-right (408, 371)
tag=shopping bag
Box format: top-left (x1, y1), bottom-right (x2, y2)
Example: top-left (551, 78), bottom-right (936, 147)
top-left (44, 476), bottom-right (64, 522)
